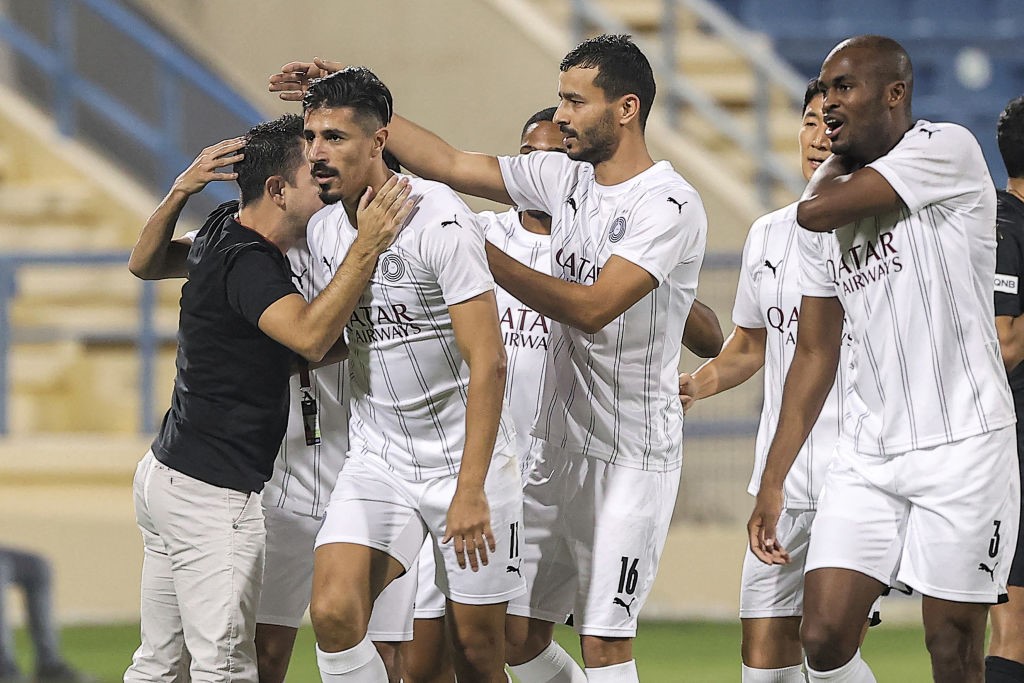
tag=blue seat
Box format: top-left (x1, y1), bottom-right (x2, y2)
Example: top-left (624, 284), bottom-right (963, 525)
top-left (739, 0), bottom-right (827, 39)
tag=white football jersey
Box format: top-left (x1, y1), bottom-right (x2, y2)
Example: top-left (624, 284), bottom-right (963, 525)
top-left (262, 241), bottom-right (350, 517)
top-left (733, 203), bottom-right (850, 509)
top-left (498, 153), bottom-right (707, 471)
top-left (308, 176), bottom-right (515, 480)
top-left (799, 120), bottom-right (1014, 456)
top-left (480, 209), bottom-right (551, 475)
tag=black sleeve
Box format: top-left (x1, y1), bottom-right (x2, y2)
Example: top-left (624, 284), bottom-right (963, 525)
top-left (224, 247), bottom-right (300, 327)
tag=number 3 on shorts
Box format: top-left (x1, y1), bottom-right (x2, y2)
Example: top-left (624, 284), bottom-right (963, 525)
top-left (989, 520), bottom-right (1002, 559)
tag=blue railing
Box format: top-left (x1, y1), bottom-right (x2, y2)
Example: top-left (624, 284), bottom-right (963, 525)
top-left (0, 0), bottom-right (267, 435)
top-left (0, 0), bottom-right (263, 207)
top-left (0, 252), bottom-right (159, 435)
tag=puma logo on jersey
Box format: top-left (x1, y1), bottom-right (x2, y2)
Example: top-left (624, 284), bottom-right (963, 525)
top-left (506, 561), bottom-right (522, 577)
top-left (321, 256), bottom-right (333, 271)
top-left (920, 127), bottom-right (939, 139)
top-left (612, 596), bottom-right (637, 617)
top-left (764, 259), bottom-right (779, 277)
top-left (441, 215), bottom-right (462, 229)
top-left (566, 196), bottom-right (578, 216)
top-left (667, 197), bottom-right (688, 214)
top-left (978, 562), bottom-right (998, 581)
top-left (291, 266), bottom-right (308, 283)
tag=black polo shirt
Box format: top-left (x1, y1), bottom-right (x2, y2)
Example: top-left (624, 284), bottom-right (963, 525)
top-left (995, 190), bottom-right (1024, 400)
top-left (151, 201), bottom-right (300, 493)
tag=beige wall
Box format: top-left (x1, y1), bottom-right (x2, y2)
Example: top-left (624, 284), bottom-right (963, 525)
top-left (130, 0), bottom-right (760, 250)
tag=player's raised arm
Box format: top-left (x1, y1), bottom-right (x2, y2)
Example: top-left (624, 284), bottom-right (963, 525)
top-left (257, 177), bottom-right (413, 362)
top-left (269, 57), bottom-right (513, 205)
top-left (129, 137), bottom-right (245, 279)
top-left (796, 156), bottom-right (901, 232)
top-left (386, 115), bottom-right (513, 206)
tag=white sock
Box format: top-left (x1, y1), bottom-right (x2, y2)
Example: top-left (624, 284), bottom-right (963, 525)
top-left (584, 660), bottom-right (638, 683)
top-left (316, 636), bottom-right (388, 682)
top-left (742, 663), bottom-right (806, 682)
top-left (510, 641), bottom-right (587, 683)
top-left (806, 650), bottom-right (876, 683)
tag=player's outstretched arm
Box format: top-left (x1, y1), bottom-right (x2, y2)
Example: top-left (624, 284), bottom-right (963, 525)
top-left (443, 290), bottom-right (506, 572)
top-left (129, 137), bottom-right (245, 279)
top-left (269, 58), bottom-right (512, 205)
top-left (748, 295), bottom-right (843, 565)
top-left (796, 154), bottom-right (901, 232)
top-left (258, 176), bottom-right (414, 361)
top-left (487, 246), bottom-right (656, 335)
top-left (680, 325), bottom-right (767, 411)
top-left (682, 299), bottom-right (724, 358)
top-left (386, 115), bottom-right (514, 206)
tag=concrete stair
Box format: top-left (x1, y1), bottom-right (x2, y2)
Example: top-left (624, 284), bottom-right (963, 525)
top-left (0, 90), bottom-right (179, 434)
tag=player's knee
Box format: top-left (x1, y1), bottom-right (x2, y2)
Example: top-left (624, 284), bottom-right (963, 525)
top-left (504, 626), bottom-right (550, 665)
top-left (925, 618), bottom-right (985, 669)
top-left (580, 635), bottom-right (633, 669)
top-left (403, 652), bottom-right (449, 682)
top-left (309, 589), bottom-right (368, 650)
top-left (374, 642), bottom-right (404, 683)
top-left (800, 618), bottom-right (859, 670)
top-left (452, 626), bottom-right (503, 675)
top-left (256, 648), bottom-right (290, 683)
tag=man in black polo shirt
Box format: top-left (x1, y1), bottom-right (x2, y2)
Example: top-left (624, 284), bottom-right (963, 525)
top-left (990, 94), bottom-right (1024, 683)
top-left (123, 114), bottom-right (413, 683)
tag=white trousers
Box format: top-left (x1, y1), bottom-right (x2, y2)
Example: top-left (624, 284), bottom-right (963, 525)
top-left (124, 451), bottom-right (265, 683)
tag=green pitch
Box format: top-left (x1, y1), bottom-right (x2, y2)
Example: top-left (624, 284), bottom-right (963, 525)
top-left (15, 620), bottom-right (930, 681)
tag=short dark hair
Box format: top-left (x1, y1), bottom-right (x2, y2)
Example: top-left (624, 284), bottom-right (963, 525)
top-left (803, 78), bottom-right (821, 111)
top-left (521, 106), bottom-right (558, 139)
top-left (560, 34), bottom-right (656, 130)
top-left (998, 96), bottom-right (1024, 179)
top-left (303, 67), bottom-right (393, 133)
top-left (234, 114), bottom-right (304, 206)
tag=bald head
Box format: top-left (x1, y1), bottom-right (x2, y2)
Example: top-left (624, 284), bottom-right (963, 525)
top-left (817, 35), bottom-right (915, 162)
top-left (826, 35), bottom-right (913, 98)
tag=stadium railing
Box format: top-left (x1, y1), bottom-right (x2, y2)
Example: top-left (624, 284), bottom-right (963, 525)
top-left (0, 251), bottom-right (159, 436)
top-left (0, 0), bottom-right (263, 215)
top-left (566, 0), bottom-right (806, 204)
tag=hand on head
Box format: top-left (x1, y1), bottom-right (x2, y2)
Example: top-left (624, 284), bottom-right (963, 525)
top-left (268, 58), bottom-right (346, 101)
top-left (173, 137), bottom-right (245, 196)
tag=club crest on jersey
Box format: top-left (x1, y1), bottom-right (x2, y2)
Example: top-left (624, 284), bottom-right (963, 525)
top-left (380, 253), bottom-right (406, 283)
top-left (609, 216), bottom-right (627, 243)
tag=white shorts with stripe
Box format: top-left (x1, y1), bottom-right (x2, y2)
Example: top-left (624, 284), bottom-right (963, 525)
top-left (507, 443), bottom-right (679, 637)
top-left (257, 504), bottom-right (415, 639)
top-left (315, 449), bottom-right (525, 606)
top-left (741, 507), bottom-right (882, 624)
top-left (806, 426), bottom-right (1020, 603)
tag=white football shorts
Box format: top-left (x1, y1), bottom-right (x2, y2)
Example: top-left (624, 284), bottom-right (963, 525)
top-left (257, 504), bottom-right (415, 639)
top-left (413, 538), bottom-right (447, 620)
top-left (316, 450), bottom-right (525, 606)
top-left (740, 507), bottom-right (882, 624)
top-left (806, 426), bottom-right (1020, 604)
top-left (507, 443), bottom-right (679, 637)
